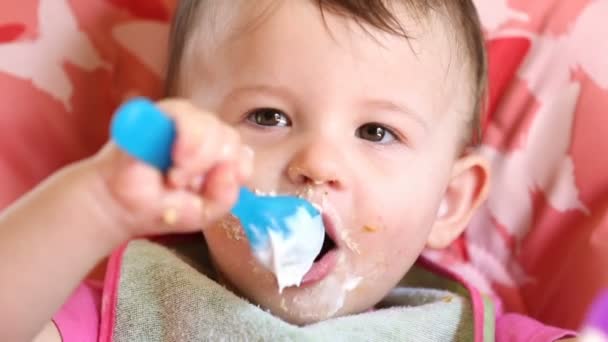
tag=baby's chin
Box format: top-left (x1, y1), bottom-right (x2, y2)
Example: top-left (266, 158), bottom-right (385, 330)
top-left (205, 214), bottom-right (407, 325)
top-left (222, 254), bottom-right (381, 325)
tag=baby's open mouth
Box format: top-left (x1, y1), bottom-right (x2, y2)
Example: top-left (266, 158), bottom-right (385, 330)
top-left (301, 214), bottom-right (340, 285)
top-left (314, 230), bottom-right (337, 262)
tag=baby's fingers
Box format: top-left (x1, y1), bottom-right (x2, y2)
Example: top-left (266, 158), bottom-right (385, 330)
top-left (201, 163), bottom-right (240, 207)
top-left (158, 190), bottom-right (206, 232)
top-left (235, 145), bottom-right (255, 183)
top-left (158, 163), bottom-right (239, 232)
top-left (155, 99), bottom-right (242, 188)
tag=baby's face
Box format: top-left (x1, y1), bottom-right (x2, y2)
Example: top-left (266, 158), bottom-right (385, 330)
top-left (178, 1), bottom-right (477, 324)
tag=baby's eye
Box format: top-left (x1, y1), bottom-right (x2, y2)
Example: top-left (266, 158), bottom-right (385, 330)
top-left (356, 123), bottom-right (398, 144)
top-left (246, 108), bottom-right (291, 127)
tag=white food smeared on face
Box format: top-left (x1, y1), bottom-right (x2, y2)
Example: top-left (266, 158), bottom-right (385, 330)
top-left (317, 275), bottom-right (362, 317)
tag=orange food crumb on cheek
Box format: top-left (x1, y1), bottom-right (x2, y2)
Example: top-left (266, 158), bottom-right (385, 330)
top-left (363, 225), bottom-right (378, 233)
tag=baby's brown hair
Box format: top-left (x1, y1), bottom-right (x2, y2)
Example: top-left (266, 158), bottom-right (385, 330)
top-left (165, 0), bottom-right (487, 144)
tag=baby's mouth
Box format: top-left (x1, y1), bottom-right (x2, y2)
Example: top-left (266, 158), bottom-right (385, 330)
top-left (314, 213), bottom-right (339, 261)
top-left (314, 231), bottom-right (337, 262)
top-left (301, 213), bottom-right (340, 285)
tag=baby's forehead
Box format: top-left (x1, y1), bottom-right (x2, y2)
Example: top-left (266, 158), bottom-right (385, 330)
top-left (191, 1), bottom-right (455, 47)
top-left (188, 1), bottom-right (464, 73)
top-left (177, 1), bottom-right (475, 121)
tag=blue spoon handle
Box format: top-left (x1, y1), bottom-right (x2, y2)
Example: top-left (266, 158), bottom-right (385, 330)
top-left (111, 98), bottom-right (176, 172)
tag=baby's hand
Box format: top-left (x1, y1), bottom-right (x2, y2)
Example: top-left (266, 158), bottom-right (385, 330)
top-left (93, 99), bottom-right (253, 240)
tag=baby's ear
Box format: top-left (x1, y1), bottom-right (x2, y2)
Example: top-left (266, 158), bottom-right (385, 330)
top-left (426, 153), bottom-right (490, 249)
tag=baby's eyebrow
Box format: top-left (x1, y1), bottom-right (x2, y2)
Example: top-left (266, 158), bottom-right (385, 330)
top-left (361, 98), bottom-right (428, 131)
top-left (225, 84), bottom-right (295, 102)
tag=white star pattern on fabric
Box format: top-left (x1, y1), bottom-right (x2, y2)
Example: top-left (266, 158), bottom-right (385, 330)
top-left (0, 0), bottom-right (107, 109)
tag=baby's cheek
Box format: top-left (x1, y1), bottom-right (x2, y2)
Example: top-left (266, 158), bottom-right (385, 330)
top-left (204, 217), bottom-right (279, 296)
top-left (204, 217), bottom-right (251, 270)
top-left (358, 222), bottom-right (427, 277)
top-left (349, 230), bottom-right (395, 278)
top-left (356, 221), bottom-right (407, 256)
top-left (212, 215), bottom-right (246, 240)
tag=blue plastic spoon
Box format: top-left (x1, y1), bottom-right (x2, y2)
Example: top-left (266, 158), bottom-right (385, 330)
top-left (110, 98), bottom-right (325, 289)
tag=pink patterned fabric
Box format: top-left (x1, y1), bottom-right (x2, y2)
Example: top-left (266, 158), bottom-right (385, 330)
top-left (426, 0), bottom-right (608, 330)
top-left (0, 0), bottom-right (172, 209)
top-left (1, 0), bottom-right (606, 331)
top-left (496, 313), bottom-right (578, 342)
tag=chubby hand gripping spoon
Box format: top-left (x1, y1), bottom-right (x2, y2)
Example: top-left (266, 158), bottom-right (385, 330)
top-left (110, 98), bottom-right (325, 291)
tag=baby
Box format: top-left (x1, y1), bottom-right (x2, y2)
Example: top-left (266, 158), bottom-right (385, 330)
top-left (0, 0), bottom-right (577, 341)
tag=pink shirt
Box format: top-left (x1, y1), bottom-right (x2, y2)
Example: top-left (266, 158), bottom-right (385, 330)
top-left (53, 281), bottom-right (102, 342)
top-left (53, 281), bottom-right (576, 341)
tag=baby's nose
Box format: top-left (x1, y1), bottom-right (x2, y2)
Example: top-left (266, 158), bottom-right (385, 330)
top-left (288, 166), bottom-right (341, 188)
top-left (286, 141), bottom-right (345, 190)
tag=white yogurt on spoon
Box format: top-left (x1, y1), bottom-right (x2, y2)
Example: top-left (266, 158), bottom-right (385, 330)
top-left (253, 206), bottom-right (325, 292)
